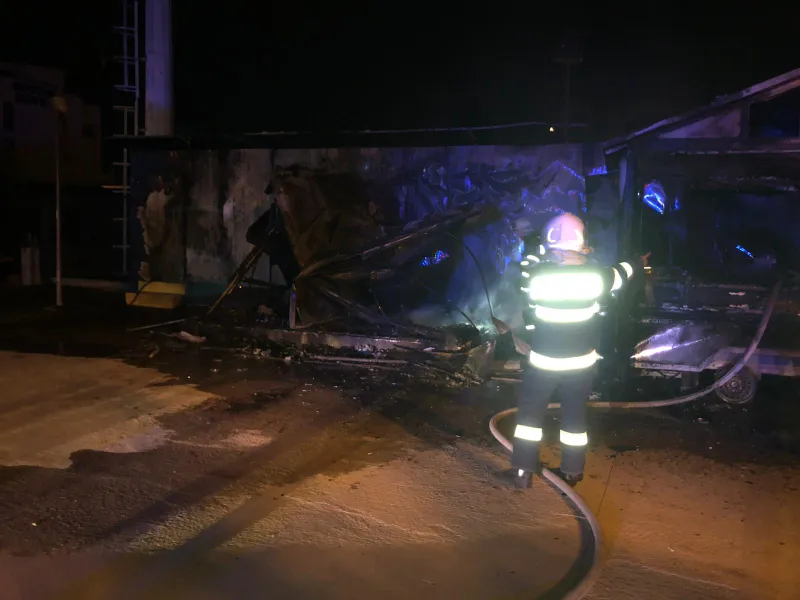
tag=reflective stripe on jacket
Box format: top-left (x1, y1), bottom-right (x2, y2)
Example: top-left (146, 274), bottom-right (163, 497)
top-left (519, 258), bottom-right (639, 369)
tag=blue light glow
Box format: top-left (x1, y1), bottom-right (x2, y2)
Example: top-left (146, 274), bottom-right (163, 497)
top-left (512, 240), bottom-right (526, 263)
top-left (673, 197), bottom-right (680, 211)
top-left (569, 189), bottom-right (588, 212)
top-left (736, 245), bottom-right (754, 259)
top-left (554, 161), bottom-right (585, 183)
top-left (420, 250), bottom-right (450, 267)
top-left (589, 165), bottom-right (608, 176)
top-left (643, 181), bottom-right (665, 214)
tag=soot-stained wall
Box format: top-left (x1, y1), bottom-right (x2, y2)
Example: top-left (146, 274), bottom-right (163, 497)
top-left (131, 144), bottom-right (604, 287)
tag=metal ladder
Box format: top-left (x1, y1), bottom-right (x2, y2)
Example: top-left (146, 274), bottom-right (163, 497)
top-left (107, 0), bottom-right (141, 276)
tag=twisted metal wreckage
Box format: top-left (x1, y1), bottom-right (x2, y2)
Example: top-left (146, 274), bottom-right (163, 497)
top-left (144, 149), bottom-right (800, 403)
top-left (199, 160), bottom-right (589, 381)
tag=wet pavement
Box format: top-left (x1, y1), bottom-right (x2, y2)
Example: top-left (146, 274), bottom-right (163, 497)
top-left (1, 291), bottom-right (799, 599)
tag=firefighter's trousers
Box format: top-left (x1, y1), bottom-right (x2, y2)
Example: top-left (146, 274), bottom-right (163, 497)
top-left (511, 363), bottom-right (594, 476)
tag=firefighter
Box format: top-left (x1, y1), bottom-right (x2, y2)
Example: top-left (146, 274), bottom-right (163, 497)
top-left (510, 212), bottom-right (644, 488)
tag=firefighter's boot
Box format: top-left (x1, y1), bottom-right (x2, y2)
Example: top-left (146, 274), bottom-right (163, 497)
top-left (552, 468), bottom-right (584, 487)
top-left (498, 464), bottom-right (540, 489)
top-left (513, 468), bottom-right (534, 489)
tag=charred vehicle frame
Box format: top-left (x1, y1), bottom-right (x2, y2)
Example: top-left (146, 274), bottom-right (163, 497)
top-left (597, 110), bottom-right (800, 405)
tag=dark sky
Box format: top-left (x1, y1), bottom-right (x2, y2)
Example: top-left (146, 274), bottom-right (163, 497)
top-left (2, 2), bottom-right (799, 139)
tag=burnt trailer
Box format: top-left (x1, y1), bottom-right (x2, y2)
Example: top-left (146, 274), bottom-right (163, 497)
top-left (118, 130), bottom-right (604, 380)
top-left (593, 68), bottom-right (800, 405)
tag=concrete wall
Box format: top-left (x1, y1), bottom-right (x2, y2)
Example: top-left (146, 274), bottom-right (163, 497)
top-left (133, 143), bottom-right (604, 286)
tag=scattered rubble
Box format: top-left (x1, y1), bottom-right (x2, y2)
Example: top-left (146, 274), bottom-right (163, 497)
top-left (136, 163), bottom-right (579, 386)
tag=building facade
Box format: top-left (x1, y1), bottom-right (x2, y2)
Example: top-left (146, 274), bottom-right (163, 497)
top-left (0, 61), bottom-right (107, 186)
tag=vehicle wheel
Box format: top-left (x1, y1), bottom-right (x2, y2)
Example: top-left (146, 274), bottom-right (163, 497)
top-left (714, 365), bottom-right (758, 405)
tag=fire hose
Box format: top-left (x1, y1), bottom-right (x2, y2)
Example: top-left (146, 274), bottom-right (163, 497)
top-left (488, 279), bottom-right (782, 599)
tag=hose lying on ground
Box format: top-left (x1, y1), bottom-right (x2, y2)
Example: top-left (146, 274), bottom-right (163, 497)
top-left (489, 412), bottom-right (602, 600)
top-left (488, 279), bottom-right (781, 600)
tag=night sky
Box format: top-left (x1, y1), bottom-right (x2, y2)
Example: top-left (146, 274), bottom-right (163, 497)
top-left (1, 2), bottom-right (798, 139)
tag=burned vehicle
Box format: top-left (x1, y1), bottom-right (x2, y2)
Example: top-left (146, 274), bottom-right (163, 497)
top-left (591, 148), bottom-right (800, 405)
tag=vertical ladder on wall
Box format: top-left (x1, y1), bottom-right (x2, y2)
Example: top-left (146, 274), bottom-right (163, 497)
top-left (107, 0), bottom-right (141, 276)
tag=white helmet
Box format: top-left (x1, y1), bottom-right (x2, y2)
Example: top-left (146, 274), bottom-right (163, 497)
top-left (542, 212), bottom-right (586, 252)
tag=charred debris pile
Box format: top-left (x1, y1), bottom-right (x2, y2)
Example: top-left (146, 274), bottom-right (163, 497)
top-left (192, 162), bottom-right (572, 382)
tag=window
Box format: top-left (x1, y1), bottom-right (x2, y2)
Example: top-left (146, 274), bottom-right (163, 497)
top-left (1, 102), bottom-right (13, 133)
top-left (82, 123), bottom-right (96, 138)
top-left (13, 81), bottom-right (53, 106)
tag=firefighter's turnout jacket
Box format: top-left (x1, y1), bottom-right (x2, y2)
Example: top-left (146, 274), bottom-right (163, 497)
top-left (519, 251), bottom-right (637, 372)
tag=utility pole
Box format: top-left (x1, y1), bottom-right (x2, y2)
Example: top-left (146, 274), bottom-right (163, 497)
top-left (554, 32), bottom-right (583, 143)
top-left (51, 95), bottom-right (68, 307)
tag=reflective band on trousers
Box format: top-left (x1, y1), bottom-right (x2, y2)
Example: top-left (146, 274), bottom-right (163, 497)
top-left (611, 268), bottom-right (623, 291)
top-left (534, 302), bottom-right (599, 324)
top-left (620, 261), bottom-right (633, 278)
top-left (560, 430), bottom-right (588, 447)
top-left (514, 424), bottom-right (543, 442)
top-left (529, 349), bottom-right (600, 371)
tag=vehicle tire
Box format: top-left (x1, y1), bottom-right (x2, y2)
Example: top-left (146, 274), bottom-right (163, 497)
top-left (714, 365), bottom-right (758, 405)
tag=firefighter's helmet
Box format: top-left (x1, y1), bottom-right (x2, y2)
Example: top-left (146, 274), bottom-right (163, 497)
top-left (542, 212), bottom-right (586, 252)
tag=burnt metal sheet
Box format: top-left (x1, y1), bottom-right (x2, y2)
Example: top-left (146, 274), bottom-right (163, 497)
top-left (631, 321), bottom-right (735, 368)
top-left (247, 328), bottom-right (433, 353)
top-left (634, 347), bottom-right (800, 377)
top-left (268, 158), bottom-right (588, 338)
top-left (605, 68), bottom-right (800, 155)
top-left (230, 326), bottom-right (495, 378)
top-left (706, 347), bottom-right (800, 377)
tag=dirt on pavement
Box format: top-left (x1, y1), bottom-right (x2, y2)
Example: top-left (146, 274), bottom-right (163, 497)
top-left (0, 293), bottom-right (799, 599)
